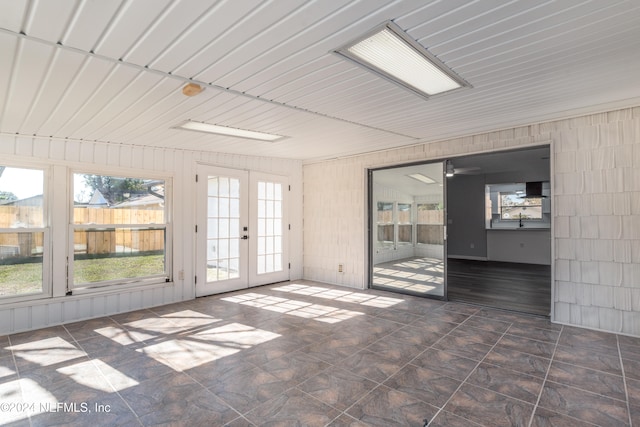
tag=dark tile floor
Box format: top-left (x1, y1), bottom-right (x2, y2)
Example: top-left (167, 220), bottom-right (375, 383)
top-left (0, 280), bottom-right (638, 426)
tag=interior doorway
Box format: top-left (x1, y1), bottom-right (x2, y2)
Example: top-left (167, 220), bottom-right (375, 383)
top-left (368, 145), bottom-right (552, 316)
top-left (445, 146), bottom-right (552, 316)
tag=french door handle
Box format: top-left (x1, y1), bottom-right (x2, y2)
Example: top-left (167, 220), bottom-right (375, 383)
top-left (241, 235), bottom-right (249, 240)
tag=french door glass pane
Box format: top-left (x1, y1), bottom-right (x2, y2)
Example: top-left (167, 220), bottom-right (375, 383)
top-left (207, 176), bottom-right (241, 281)
top-left (256, 180), bottom-right (283, 275)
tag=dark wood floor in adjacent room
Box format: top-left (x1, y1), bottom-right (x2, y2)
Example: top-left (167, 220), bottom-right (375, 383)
top-left (447, 258), bottom-right (551, 317)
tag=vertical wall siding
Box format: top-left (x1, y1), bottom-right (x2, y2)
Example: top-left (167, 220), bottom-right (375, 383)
top-left (0, 136), bottom-right (303, 335)
top-left (303, 106), bottom-right (640, 336)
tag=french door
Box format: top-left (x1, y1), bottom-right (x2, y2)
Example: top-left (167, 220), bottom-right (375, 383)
top-left (195, 165), bottom-right (289, 297)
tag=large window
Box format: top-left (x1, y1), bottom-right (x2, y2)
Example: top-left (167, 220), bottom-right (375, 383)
top-left (71, 173), bottom-right (170, 289)
top-left (0, 166), bottom-right (47, 300)
top-left (499, 193), bottom-right (542, 220)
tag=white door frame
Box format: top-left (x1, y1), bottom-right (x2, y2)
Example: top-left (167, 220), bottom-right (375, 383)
top-left (195, 165), bottom-right (289, 297)
top-left (248, 171), bottom-right (290, 286)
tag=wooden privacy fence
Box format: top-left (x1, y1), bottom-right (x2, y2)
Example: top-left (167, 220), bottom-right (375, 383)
top-left (73, 207), bottom-right (165, 255)
top-left (0, 205), bottom-right (43, 228)
top-left (0, 206), bottom-right (44, 258)
top-left (0, 206), bottom-right (164, 258)
top-left (376, 210), bottom-right (444, 245)
top-left (74, 228), bottom-right (165, 255)
top-left (73, 207), bottom-right (164, 225)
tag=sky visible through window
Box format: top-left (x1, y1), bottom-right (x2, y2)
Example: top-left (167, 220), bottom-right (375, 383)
top-left (0, 167), bottom-right (43, 199)
top-left (0, 167), bottom-right (94, 202)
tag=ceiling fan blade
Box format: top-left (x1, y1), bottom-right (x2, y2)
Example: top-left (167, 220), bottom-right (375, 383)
top-left (453, 167), bottom-right (481, 175)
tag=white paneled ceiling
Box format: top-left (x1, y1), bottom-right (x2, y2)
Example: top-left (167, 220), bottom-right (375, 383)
top-left (1, 0), bottom-right (639, 162)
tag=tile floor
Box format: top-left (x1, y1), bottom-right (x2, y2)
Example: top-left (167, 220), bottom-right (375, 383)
top-left (373, 257), bottom-right (443, 296)
top-left (0, 280), bottom-right (639, 426)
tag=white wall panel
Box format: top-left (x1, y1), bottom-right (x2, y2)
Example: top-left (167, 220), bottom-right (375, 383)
top-left (0, 137), bottom-right (303, 335)
top-left (64, 140), bottom-right (81, 162)
top-left (92, 296), bottom-right (107, 318)
top-left (13, 307), bottom-right (30, 332)
top-left (14, 136), bottom-right (33, 157)
top-left (48, 302), bottom-right (63, 326)
top-left (77, 298), bottom-right (93, 320)
top-left (33, 138), bottom-right (50, 160)
top-left (79, 141), bottom-right (94, 163)
top-left (30, 305), bottom-right (48, 330)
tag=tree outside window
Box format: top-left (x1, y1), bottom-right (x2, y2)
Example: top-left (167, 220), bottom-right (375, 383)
top-left (71, 173), bottom-right (170, 288)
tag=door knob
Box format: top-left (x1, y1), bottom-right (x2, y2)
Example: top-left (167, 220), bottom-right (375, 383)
top-left (241, 235), bottom-right (249, 240)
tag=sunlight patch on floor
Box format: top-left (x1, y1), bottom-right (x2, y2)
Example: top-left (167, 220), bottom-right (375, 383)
top-left (57, 359), bottom-right (138, 392)
top-left (222, 293), bottom-right (365, 323)
top-left (9, 337), bottom-right (87, 367)
top-left (137, 323), bottom-right (280, 371)
top-left (271, 284), bottom-right (404, 308)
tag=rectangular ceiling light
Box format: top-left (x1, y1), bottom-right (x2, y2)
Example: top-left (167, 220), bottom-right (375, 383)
top-left (336, 21), bottom-right (469, 98)
top-left (408, 173), bottom-right (436, 184)
top-left (174, 120), bottom-right (285, 142)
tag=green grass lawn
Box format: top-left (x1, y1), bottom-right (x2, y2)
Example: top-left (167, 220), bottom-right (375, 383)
top-left (0, 261), bottom-right (42, 296)
top-left (0, 254), bottom-right (165, 296)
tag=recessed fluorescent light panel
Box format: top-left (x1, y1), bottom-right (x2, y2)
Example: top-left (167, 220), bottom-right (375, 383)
top-left (336, 21), bottom-right (469, 98)
top-left (408, 173), bottom-right (436, 184)
top-left (174, 120), bottom-right (285, 142)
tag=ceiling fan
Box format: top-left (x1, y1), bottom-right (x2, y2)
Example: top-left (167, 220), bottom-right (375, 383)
top-left (445, 160), bottom-right (481, 177)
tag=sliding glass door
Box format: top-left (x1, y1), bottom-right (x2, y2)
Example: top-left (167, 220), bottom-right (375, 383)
top-left (369, 161), bottom-right (446, 298)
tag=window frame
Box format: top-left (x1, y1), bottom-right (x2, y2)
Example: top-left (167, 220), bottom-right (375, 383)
top-left (416, 202), bottom-right (444, 246)
top-left (396, 202), bottom-right (413, 245)
top-left (68, 169), bottom-right (173, 292)
top-left (499, 192), bottom-right (543, 221)
top-left (0, 163), bottom-right (52, 304)
top-left (376, 201), bottom-right (395, 246)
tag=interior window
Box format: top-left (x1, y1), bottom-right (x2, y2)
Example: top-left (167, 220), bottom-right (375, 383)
top-left (500, 193), bottom-right (543, 220)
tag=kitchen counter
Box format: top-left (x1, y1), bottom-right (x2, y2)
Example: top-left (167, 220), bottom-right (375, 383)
top-left (486, 228), bottom-right (551, 265)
